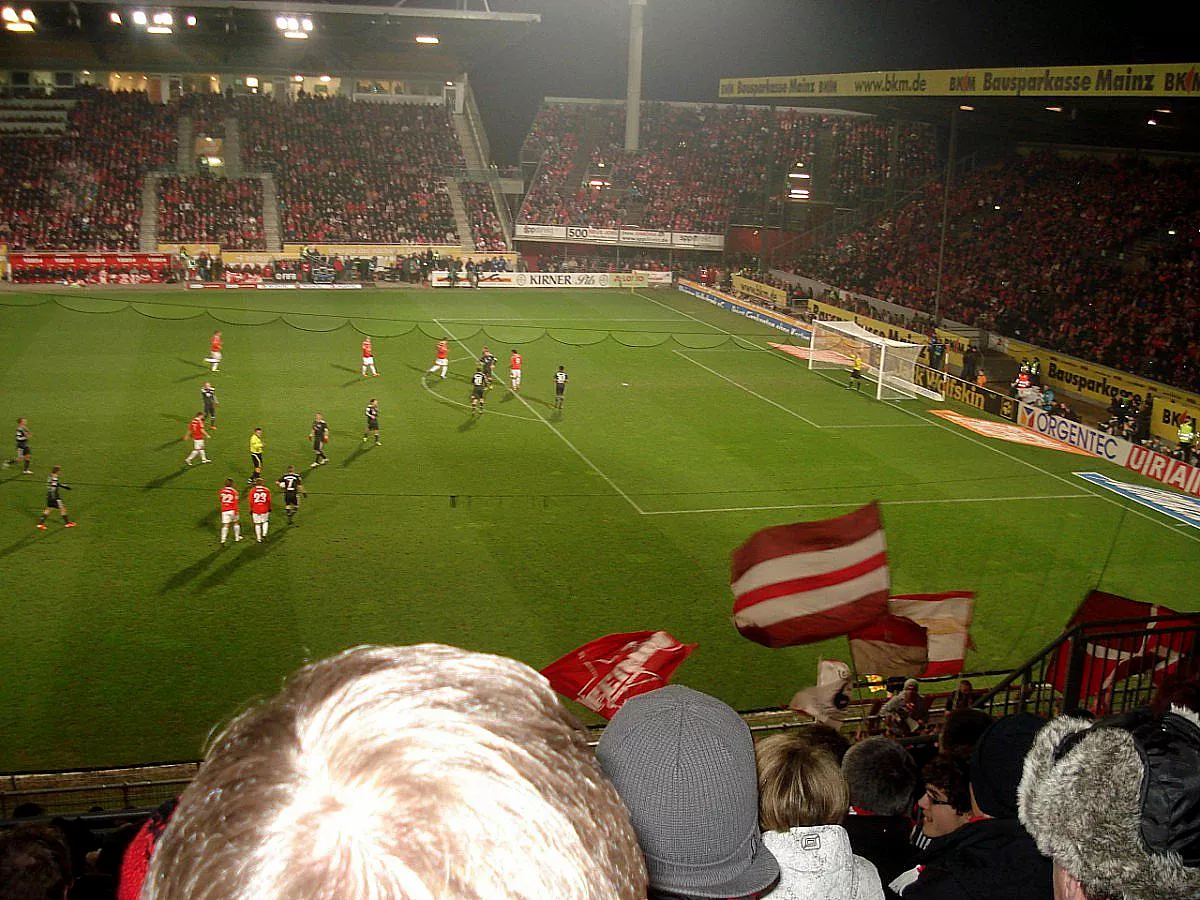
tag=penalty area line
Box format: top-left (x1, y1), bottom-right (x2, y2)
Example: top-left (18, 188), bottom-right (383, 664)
top-left (433, 318), bottom-right (646, 515)
top-left (672, 349), bottom-right (822, 429)
top-left (640, 493), bottom-right (1097, 516)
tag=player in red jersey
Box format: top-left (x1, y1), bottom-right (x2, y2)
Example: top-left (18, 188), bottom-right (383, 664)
top-left (185, 412), bottom-right (211, 466)
top-left (509, 349), bottom-right (523, 392)
top-left (206, 330), bottom-right (223, 372)
top-left (249, 477), bottom-right (272, 542)
top-left (218, 478), bottom-right (242, 545)
top-left (361, 337), bottom-right (379, 377)
top-left (427, 339), bottom-right (449, 379)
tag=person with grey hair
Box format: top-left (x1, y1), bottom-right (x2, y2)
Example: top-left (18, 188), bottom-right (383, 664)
top-left (840, 737), bottom-right (921, 891)
top-left (142, 643), bottom-right (647, 900)
top-left (597, 685), bottom-right (780, 900)
top-left (1019, 705), bottom-right (1200, 900)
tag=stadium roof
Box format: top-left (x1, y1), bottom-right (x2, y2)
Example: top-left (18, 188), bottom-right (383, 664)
top-left (0, 0), bottom-right (541, 78)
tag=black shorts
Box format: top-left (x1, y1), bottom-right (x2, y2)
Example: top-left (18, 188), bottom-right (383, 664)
top-left (555, 385), bottom-right (565, 395)
top-left (16, 442), bottom-right (30, 456)
top-left (251, 453), bottom-right (263, 468)
top-left (45, 493), bottom-right (60, 507)
top-left (284, 491), bottom-right (299, 506)
top-left (366, 418), bottom-right (378, 431)
top-left (203, 403), bottom-right (217, 417)
top-left (471, 386), bottom-right (484, 399)
top-left (851, 369), bottom-right (863, 379)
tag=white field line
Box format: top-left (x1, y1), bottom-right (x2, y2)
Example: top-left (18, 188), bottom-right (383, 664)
top-left (633, 289), bottom-right (747, 339)
top-left (434, 319), bottom-right (645, 515)
top-left (418, 372), bottom-right (539, 422)
top-left (672, 349), bottom-right (823, 429)
top-left (434, 316), bottom-right (688, 323)
top-left (640, 493), bottom-right (1096, 516)
top-left (884, 400), bottom-right (1200, 546)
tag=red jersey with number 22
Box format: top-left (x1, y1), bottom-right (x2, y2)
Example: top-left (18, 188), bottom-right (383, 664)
top-left (250, 486), bottom-right (272, 514)
top-left (219, 487), bottom-right (239, 512)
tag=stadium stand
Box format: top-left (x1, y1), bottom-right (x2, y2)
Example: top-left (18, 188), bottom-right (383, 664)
top-left (790, 152), bottom-right (1200, 391)
top-left (459, 180), bottom-right (508, 250)
top-left (237, 95), bottom-right (464, 244)
top-left (0, 89), bottom-right (176, 250)
top-left (157, 176), bottom-right (265, 250)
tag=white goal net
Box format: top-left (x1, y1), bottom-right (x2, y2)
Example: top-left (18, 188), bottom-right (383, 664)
top-left (808, 319), bottom-right (943, 401)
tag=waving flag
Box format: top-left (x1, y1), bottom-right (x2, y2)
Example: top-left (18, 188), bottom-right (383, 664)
top-left (731, 502), bottom-right (890, 648)
top-left (888, 592), bottom-right (976, 676)
top-left (849, 614), bottom-right (929, 677)
top-left (540, 631), bottom-right (697, 719)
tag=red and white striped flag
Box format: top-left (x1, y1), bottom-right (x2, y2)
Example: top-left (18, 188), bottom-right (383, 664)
top-left (888, 592), bottom-right (976, 676)
top-left (540, 631), bottom-right (697, 719)
top-left (849, 614), bottom-right (929, 677)
top-left (731, 502), bottom-right (891, 648)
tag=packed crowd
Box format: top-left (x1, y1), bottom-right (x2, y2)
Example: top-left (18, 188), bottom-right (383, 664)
top-left (157, 176), bottom-right (265, 249)
top-left (0, 90), bottom-right (177, 250)
top-left (791, 152), bottom-right (1200, 391)
top-left (4, 644), bottom-right (1199, 900)
top-left (516, 101), bottom-right (938, 233)
top-left (239, 95), bottom-right (464, 244)
top-left (459, 181), bottom-right (508, 251)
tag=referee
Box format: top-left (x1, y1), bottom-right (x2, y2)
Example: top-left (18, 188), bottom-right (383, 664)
top-left (249, 427), bottom-right (265, 485)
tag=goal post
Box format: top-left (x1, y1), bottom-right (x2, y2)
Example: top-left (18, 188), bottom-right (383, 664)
top-left (808, 319), bottom-right (943, 402)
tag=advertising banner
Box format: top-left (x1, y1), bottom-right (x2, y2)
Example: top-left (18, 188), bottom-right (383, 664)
top-left (677, 279), bottom-right (811, 338)
top-left (564, 226), bottom-right (620, 244)
top-left (514, 223), bottom-right (568, 240)
top-left (430, 271), bottom-right (645, 289)
top-left (618, 229), bottom-right (673, 246)
top-left (720, 62), bottom-right (1200, 100)
top-left (673, 232), bottom-right (725, 250)
top-left (732, 274), bottom-right (788, 307)
top-left (639, 270), bottom-right (673, 286)
top-left (515, 225), bottom-right (724, 250)
top-left (913, 367), bottom-right (1016, 421)
top-left (224, 271), bottom-right (262, 287)
top-left (1001, 338), bottom-right (1200, 444)
top-left (9, 252), bottom-right (174, 284)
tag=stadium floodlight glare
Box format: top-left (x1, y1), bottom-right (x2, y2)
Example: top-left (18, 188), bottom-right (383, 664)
top-left (245, 76), bottom-right (259, 87)
top-left (274, 14), bottom-right (286, 27)
top-left (109, 10), bottom-right (120, 22)
top-left (1155, 108), bottom-right (1172, 114)
top-left (414, 34), bottom-right (438, 44)
top-left (959, 104), bottom-right (975, 111)
top-left (319, 74), bottom-right (331, 82)
top-left (787, 171), bottom-right (810, 179)
top-left (186, 13), bottom-right (196, 25)
top-left (301, 17), bottom-right (311, 30)
top-left (1045, 105), bottom-right (1063, 113)
top-left (132, 9), bottom-right (147, 24)
top-left (1, 7), bottom-right (18, 21)
top-left (1147, 118), bottom-right (1158, 126)
top-left (146, 24), bottom-right (170, 32)
top-left (283, 30), bottom-right (305, 38)
top-left (1168, 228), bottom-right (1177, 235)
top-left (19, 6), bottom-right (33, 20)
top-left (292, 74), bottom-right (304, 82)
top-left (152, 11), bottom-right (171, 25)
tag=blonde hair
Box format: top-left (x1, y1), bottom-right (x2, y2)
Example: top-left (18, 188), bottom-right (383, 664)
top-left (144, 644), bottom-right (647, 900)
top-left (756, 731), bottom-right (850, 832)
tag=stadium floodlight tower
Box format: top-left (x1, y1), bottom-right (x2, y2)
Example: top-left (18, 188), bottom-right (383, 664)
top-left (808, 319), bottom-right (943, 402)
top-left (624, 0), bottom-right (646, 151)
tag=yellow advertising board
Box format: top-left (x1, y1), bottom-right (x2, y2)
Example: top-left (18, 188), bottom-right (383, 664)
top-left (999, 337), bottom-right (1200, 443)
top-left (732, 274), bottom-right (788, 307)
top-left (720, 63), bottom-right (1200, 100)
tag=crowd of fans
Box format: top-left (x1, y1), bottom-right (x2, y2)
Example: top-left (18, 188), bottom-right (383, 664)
top-left (791, 152), bottom-right (1200, 391)
top-left (4, 644), bottom-right (1200, 900)
top-left (459, 180), bottom-right (508, 251)
top-left (0, 89), bottom-right (177, 250)
top-left (157, 176), bottom-right (265, 250)
top-left (239, 95), bottom-right (465, 244)
top-left (517, 101), bottom-right (938, 234)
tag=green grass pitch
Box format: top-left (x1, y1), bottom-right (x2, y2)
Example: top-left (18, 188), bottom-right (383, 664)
top-left (1, 285), bottom-right (1197, 772)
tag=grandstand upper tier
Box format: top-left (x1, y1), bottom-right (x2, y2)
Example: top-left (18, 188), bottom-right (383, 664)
top-left (516, 99), bottom-right (938, 232)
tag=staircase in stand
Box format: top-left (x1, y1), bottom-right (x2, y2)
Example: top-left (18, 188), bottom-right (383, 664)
top-left (223, 116), bottom-right (243, 178)
top-left (175, 116), bottom-right (193, 173)
top-left (444, 179), bottom-right (475, 252)
top-left (258, 173), bottom-right (282, 252)
top-left (139, 173), bottom-right (161, 251)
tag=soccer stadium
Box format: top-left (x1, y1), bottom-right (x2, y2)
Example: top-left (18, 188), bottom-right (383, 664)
top-left (3, 1), bottom-right (1200, 897)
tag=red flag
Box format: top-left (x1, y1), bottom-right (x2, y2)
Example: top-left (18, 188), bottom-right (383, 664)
top-left (731, 502), bottom-right (890, 648)
top-left (888, 592), bottom-right (976, 676)
top-left (1047, 591), bottom-right (1198, 709)
top-left (848, 614), bottom-right (929, 677)
top-left (540, 631), bottom-right (697, 719)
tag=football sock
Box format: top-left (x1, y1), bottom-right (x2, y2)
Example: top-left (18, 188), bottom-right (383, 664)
top-left (221, 525), bottom-right (228, 542)
top-left (262, 521), bottom-right (269, 537)
top-left (23, 459), bottom-right (30, 472)
top-left (38, 513), bottom-right (46, 524)
top-left (234, 523), bottom-right (241, 540)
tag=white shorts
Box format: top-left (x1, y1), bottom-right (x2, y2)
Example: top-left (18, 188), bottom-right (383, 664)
top-left (209, 350), bottom-right (222, 362)
top-left (221, 510), bottom-right (238, 524)
top-left (252, 512), bottom-right (269, 525)
top-left (511, 369), bottom-right (522, 386)
top-left (193, 439), bottom-right (206, 450)
top-left (363, 356), bottom-right (374, 367)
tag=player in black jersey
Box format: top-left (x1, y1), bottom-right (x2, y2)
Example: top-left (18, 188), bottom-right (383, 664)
top-left (470, 368), bottom-right (487, 413)
top-left (36, 465), bottom-right (75, 529)
top-left (480, 347), bottom-right (497, 386)
top-left (362, 399), bottom-right (381, 446)
top-left (309, 414), bottom-right (329, 468)
top-left (4, 417), bottom-right (32, 474)
top-left (201, 382), bottom-right (218, 429)
top-left (554, 366), bottom-right (568, 409)
top-left (277, 465), bottom-right (306, 524)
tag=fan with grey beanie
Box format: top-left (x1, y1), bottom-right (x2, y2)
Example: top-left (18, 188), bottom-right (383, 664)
top-left (1018, 705), bottom-right (1200, 900)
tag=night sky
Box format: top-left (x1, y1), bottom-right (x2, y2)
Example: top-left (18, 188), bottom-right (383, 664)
top-left (463, 0), bottom-right (1194, 162)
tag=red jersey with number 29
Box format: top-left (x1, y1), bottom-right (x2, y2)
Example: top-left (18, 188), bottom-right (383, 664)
top-left (219, 487), bottom-right (239, 512)
top-left (250, 486), bottom-right (272, 514)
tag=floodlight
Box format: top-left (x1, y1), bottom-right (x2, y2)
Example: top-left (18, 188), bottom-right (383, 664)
top-left (274, 14), bottom-right (286, 28)
top-left (283, 30), bottom-right (305, 38)
top-left (1045, 106), bottom-right (1063, 113)
top-left (5, 20), bottom-right (32, 30)
top-left (108, 10), bottom-right (120, 23)
top-left (146, 24), bottom-right (170, 32)
top-left (445, 80), bottom-right (454, 86)
top-left (414, 34), bottom-right (438, 44)
top-left (959, 104), bottom-right (975, 111)
top-left (186, 13), bottom-right (195, 25)
top-left (20, 6), bottom-right (34, 21)
top-left (1147, 118), bottom-right (1158, 126)
top-left (245, 76), bottom-right (259, 87)
top-left (300, 17), bottom-right (311, 30)
top-left (319, 74), bottom-right (331, 83)
top-left (1, 7), bottom-right (17, 21)
top-left (153, 12), bottom-right (171, 25)
top-left (286, 16), bottom-right (297, 30)
top-left (1155, 108), bottom-right (1172, 114)
top-left (788, 171), bottom-right (810, 179)
top-left (292, 74), bottom-right (304, 82)
top-left (132, 9), bottom-right (146, 24)
top-left (1168, 228), bottom-right (1177, 235)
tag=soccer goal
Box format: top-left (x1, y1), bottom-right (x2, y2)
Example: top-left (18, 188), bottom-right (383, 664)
top-left (808, 319), bottom-right (943, 401)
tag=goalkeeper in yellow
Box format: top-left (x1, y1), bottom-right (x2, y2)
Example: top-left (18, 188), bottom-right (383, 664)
top-left (847, 354), bottom-right (865, 391)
